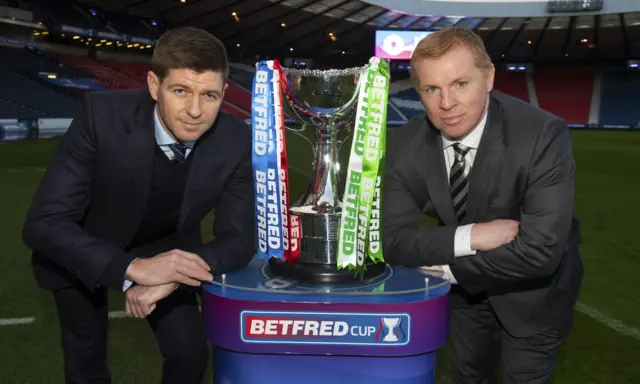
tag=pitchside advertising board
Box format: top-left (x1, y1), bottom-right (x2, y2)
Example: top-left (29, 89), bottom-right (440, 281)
top-left (374, 30), bottom-right (434, 61)
top-left (241, 310), bottom-right (411, 347)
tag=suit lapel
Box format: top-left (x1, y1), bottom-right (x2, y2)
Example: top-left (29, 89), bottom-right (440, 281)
top-left (465, 98), bottom-right (506, 222)
top-left (178, 117), bottom-right (225, 229)
top-left (422, 120), bottom-right (458, 225)
top-left (121, 95), bottom-right (155, 244)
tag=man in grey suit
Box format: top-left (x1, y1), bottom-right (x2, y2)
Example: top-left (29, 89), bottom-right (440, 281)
top-left (382, 28), bottom-right (583, 383)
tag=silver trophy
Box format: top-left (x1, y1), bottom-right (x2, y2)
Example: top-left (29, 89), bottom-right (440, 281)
top-left (267, 64), bottom-right (385, 283)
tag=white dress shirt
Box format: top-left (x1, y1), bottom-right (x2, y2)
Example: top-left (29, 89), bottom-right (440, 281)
top-left (121, 106), bottom-right (196, 291)
top-left (439, 109), bottom-right (488, 284)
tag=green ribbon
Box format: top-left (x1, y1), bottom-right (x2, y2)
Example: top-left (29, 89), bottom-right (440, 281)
top-left (337, 57), bottom-right (390, 277)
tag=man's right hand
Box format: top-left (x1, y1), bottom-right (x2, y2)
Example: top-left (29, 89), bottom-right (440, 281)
top-left (124, 249), bottom-right (213, 287)
top-left (470, 219), bottom-right (519, 252)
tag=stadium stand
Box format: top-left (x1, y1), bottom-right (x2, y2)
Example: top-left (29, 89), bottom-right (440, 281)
top-left (0, 95), bottom-right (41, 119)
top-left (229, 64), bottom-right (255, 91)
top-left (224, 80), bottom-right (251, 114)
top-left (599, 70), bottom-right (640, 127)
top-left (0, 0), bottom-right (638, 131)
top-left (57, 55), bottom-right (145, 89)
top-left (0, 67), bottom-right (78, 117)
top-left (493, 71), bottom-right (529, 103)
top-left (535, 71), bottom-right (594, 125)
top-left (103, 60), bottom-right (150, 85)
top-left (26, 0), bottom-right (102, 31)
top-left (0, 45), bottom-right (83, 81)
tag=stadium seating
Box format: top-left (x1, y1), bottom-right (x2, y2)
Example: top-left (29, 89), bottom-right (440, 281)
top-left (493, 72), bottom-right (529, 102)
top-left (390, 87), bottom-right (423, 119)
top-left (535, 71), bottom-right (594, 125)
top-left (229, 65), bottom-right (254, 91)
top-left (104, 60), bottom-right (150, 85)
top-left (57, 55), bottom-right (145, 89)
top-left (0, 45), bottom-right (84, 80)
top-left (0, 96), bottom-right (42, 119)
top-left (0, 67), bottom-right (78, 117)
top-left (26, 0), bottom-right (102, 31)
top-left (599, 71), bottom-right (640, 127)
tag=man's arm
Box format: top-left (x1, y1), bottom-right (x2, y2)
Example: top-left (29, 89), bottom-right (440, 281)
top-left (382, 158), bottom-right (457, 267)
top-left (449, 119), bottom-right (575, 294)
top-left (196, 139), bottom-right (255, 274)
top-left (22, 95), bottom-right (134, 291)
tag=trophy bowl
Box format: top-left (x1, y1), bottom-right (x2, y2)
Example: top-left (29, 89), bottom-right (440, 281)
top-left (252, 58), bottom-right (390, 284)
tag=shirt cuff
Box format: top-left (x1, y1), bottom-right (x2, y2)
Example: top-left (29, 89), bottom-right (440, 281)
top-left (123, 279), bottom-right (134, 292)
top-left (98, 254), bottom-right (137, 291)
top-left (454, 224), bottom-right (476, 257)
top-left (442, 265), bottom-right (458, 284)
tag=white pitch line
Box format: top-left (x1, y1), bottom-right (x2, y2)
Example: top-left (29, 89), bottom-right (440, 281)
top-left (575, 301), bottom-right (640, 342)
top-left (0, 317), bottom-right (35, 326)
top-left (108, 310), bottom-right (129, 319)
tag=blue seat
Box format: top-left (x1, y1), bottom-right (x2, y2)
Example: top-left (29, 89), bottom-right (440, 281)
top-left (599, 71), bottom-right (640, 127)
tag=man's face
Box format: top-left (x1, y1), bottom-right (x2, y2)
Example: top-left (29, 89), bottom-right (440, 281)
top-left (148, 68), bottom-right (227, 142)
top-left (414, 46), bottom-right (494, 139)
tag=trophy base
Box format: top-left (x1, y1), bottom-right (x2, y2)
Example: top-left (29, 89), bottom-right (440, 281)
top-left (267, 258), bottom-right (386, 284)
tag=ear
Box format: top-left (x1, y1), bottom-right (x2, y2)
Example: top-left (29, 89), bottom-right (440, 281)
top-left (486, 64), bottom-right (495, 93)
top-left (222, 82), bottom-right (228, 98)
top-left (147, 71), bottom-right (160, 101)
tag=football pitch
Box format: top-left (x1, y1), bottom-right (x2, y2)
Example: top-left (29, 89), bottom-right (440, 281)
top-left (1, 129), bottom-right (639, 383)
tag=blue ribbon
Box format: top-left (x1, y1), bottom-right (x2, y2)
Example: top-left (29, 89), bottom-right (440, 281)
top-left (252, 61), bottom-right (285, 261)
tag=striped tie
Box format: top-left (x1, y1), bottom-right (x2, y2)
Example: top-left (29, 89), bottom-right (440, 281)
top-left (168, 143), bottom-right (188, 164)
top-left (450, 143), bottom-right (471, 221)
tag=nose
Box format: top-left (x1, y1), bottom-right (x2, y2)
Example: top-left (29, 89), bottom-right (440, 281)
top-left (439, 89), bottom-right (456, 111)
top-left (186, 95), bottom-right (203, 119)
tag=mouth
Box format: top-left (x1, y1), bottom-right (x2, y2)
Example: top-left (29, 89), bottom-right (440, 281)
top-left (181, 121), bottom-right (202, 127)
top-left (441, 115), bottom-right (464, 125)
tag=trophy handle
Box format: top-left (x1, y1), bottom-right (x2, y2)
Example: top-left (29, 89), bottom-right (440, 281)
top-left (284, 124), bottom-right (317, 158)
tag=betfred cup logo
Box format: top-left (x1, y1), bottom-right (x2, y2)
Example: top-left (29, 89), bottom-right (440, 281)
top-left (381, 317), bottom-right (401, 342)
top-left (241, 311), bottom-right (410, 346)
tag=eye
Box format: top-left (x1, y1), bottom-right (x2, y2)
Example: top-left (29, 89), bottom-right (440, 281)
top-left (173, 88), bottom-right (185, 96)
top-left (204, 93), bottom-right (219, 101)
top-left (456, 81), bottom-right (468, 88)
top-left (422, 87), bottom-right (439, 94)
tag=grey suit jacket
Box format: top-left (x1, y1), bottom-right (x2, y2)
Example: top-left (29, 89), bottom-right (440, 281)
top-left (382, 91), bottom-right (583, 337)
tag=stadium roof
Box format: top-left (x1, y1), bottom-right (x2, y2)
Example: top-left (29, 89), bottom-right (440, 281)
top-left (75, 0), bottom-right (640, 64)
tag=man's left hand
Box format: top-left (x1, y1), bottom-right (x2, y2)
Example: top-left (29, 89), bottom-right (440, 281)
top-left (125, 282), bottom-right (178, 318)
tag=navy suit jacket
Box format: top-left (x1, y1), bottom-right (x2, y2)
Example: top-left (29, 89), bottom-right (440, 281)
top-left (23, 88), bottom-right (256, 292)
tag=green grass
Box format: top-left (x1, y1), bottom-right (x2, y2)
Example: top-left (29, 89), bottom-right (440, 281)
top-left (1, 130), bottom-right (640, 383)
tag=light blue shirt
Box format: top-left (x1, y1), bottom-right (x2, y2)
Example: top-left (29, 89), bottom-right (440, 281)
top-left (154, 106), bottom-right (196, 160)
top-left (122, 106), bottom-right (197, 292)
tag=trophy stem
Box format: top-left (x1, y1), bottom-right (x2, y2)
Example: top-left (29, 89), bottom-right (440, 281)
top-left (297, 122), bottom-right (343, 211)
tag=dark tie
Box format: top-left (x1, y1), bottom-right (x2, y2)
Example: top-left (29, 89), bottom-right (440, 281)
top-left (168, 143), bottom-right (188, 164)
top-left (449, 143), bottom-right (471, 221)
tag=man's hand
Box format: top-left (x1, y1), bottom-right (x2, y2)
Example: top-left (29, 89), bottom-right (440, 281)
top-left (420, 265), bottom-right (444, 273)
top-left (125, 249), bottom-right (213, 287)
top-left (125, 283), bottom-right (178, 318)
top-left (470, 219), bottom-right (519, 251)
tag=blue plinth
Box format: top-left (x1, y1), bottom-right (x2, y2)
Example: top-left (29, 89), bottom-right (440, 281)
top-left (202, 258), bottom-right (450, 383)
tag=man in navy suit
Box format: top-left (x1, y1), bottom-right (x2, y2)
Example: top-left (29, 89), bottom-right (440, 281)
top-left (23, 27), bottom-right (255, 384)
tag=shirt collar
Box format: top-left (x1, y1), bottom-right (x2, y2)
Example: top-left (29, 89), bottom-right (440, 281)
top-left (441, 106), bottom-right (488, 151)
top-left (154, 106), bottom-right (196, 149)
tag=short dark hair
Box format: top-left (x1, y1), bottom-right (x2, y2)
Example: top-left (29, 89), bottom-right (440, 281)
top-left (151, 26), bottom-right (229, 81)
